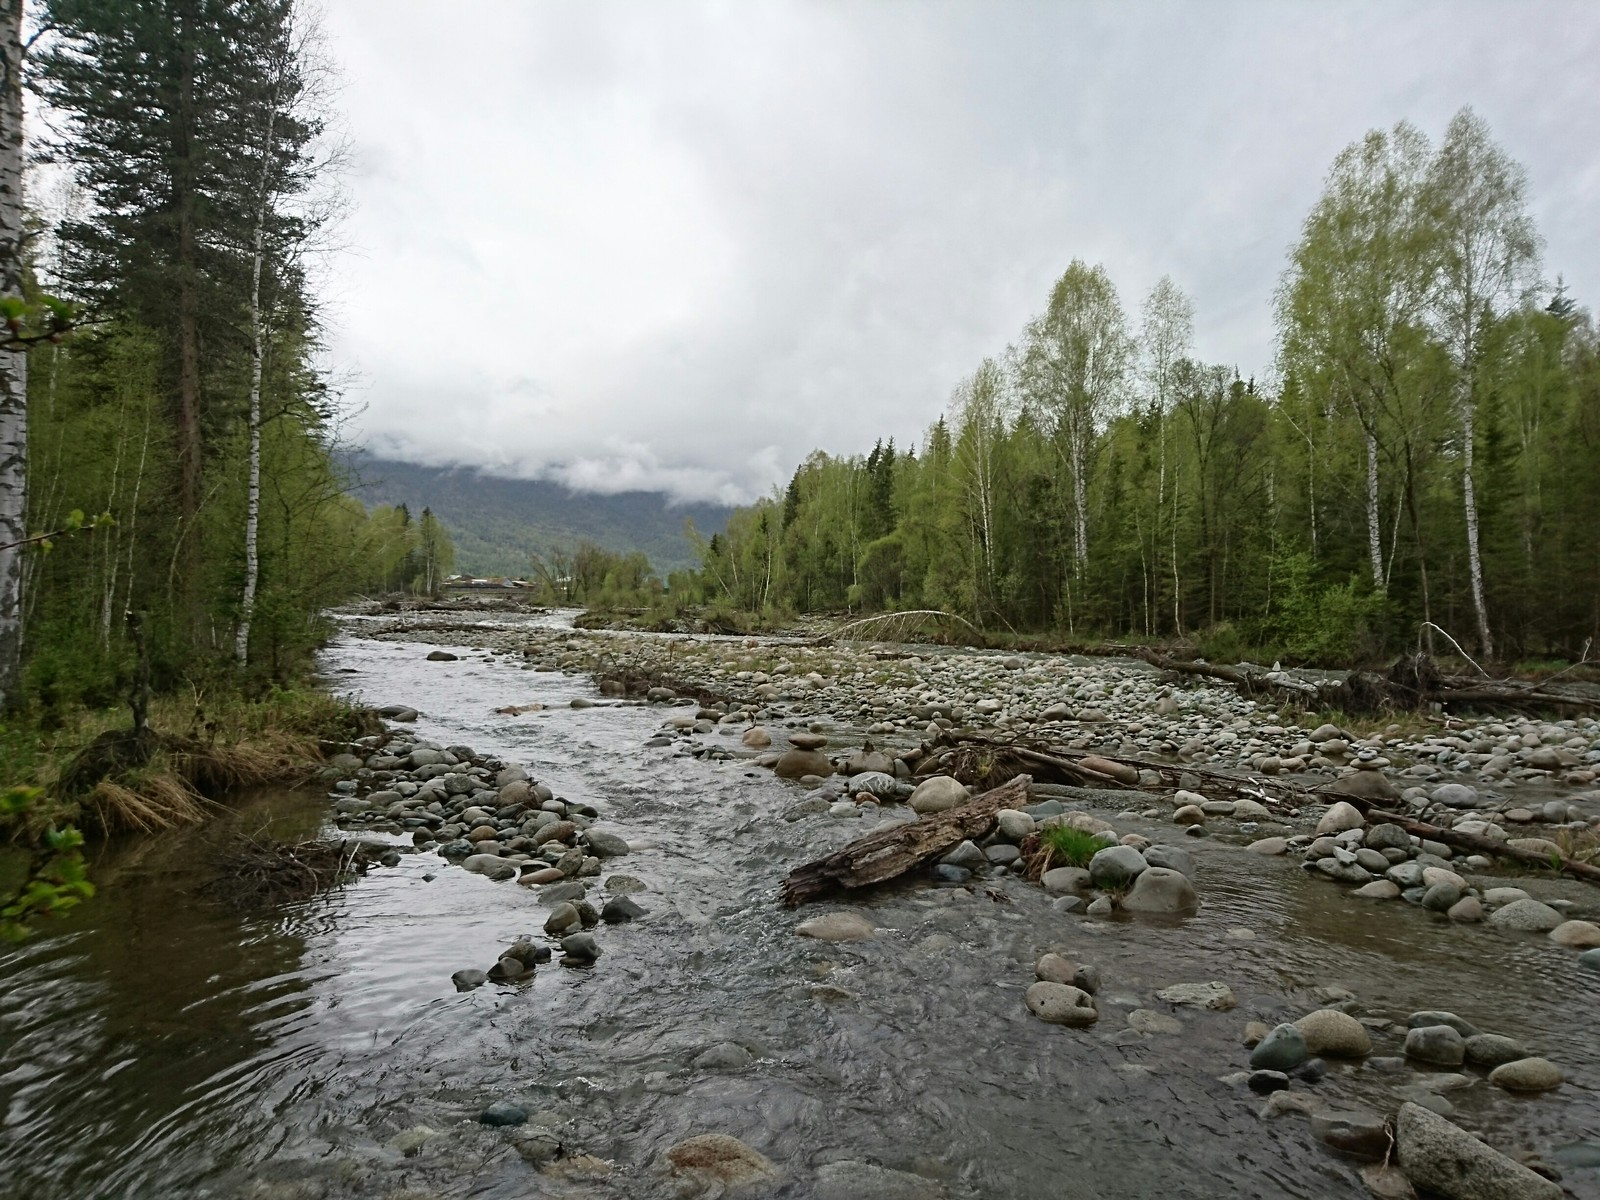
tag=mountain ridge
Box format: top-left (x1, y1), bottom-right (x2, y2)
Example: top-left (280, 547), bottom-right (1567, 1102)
top-left (342, 452), bottom-right (731, 578)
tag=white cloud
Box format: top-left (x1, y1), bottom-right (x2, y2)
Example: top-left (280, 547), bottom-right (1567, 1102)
top-left (322, 0), bottom-right (1600, 502)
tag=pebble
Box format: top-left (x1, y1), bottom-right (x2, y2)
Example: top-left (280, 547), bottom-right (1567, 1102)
top-left (1155, 981), bottom-right (1236, 1010)
top-left (1025, 982), bottom-right (1099, 1026)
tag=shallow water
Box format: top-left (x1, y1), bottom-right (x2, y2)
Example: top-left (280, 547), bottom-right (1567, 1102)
top-left (2, 615), bottom-right (1597, 1199)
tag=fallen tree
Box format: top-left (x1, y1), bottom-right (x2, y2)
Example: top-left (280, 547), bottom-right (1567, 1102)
top-left (780, 774), bottom-right (1031, 907)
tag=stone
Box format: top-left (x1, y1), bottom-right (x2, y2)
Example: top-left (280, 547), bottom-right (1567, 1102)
top-left (796, 911), bottom-right (875, 942)
top-left (692, 1042), bottom-right (754, 1072)
top-left (1365, 823), bottom-right (1413, 851)
top-left (775, 748), bottom-right (834, 779)
top-left (544, 902), bottom-right (581, 936)
top-left (1121, 866), bottom-right (1199, 914)
top-left (1248, 1070), bottom-right (1290, 1093)
top-left (1034, 952), bottom-right (1077, 984)
top-left (1408, 1011), bottom-right (1479, 1038)
top-left (812, 1161), bottom-right (945, 1200)
top-left (1294, 1009), bottom-right (1371, 1057)
top-left (451, 968), bottom-right (488, 991)
top-left (1088, 844), bottom-right (1148, 887)
top-left (1324, 770), bottom-right (1401, 802)
top-left (850, 771), bottom-right (900, 800)
top-left (1156, 981), bottom-right (1236, 1010)
top-left (462, 854), bottom-right (517, 881)
top-left (1464, 1034), bottom-right (1526, 1068)
top-left (1487, 899), bottom-right (1565, 932)
top-left (1581, 948), bottom-right (1600, 971)
top-left (791, 732), bottom-right (829, 750)
top-left (1315, 801), bottom-right (1366, 836)
top-left (1406, 1025), bottom-right (1466, 1067)
top-left (909, 776), bottom-right (968, 813)
top-left (387, 1125), bottom-right (440, 1157)
top-left (487, 956), bottom-right (532, 981)
top-left (1488, 1057), bottom-right (1564, 1091)
top-left (1172, 804), bottom-right (1206, 826)
top-left (559, 932), bottom-right (601, 963)
top-left (1142, 845), bottom-right (1196, 876)
top-left (581, 829), bottom-right (629, 858)
top-left (1258, 1091), bottom-right (1329, 1120)
top-left (1549, 919), bottom-right (1600, 948)
top-left (1025, 981), bottom-right (1098, 1026)
top-left (665, 1134), bottom-right (778, 1188)
top-left (1128, 1008), bottom-right (1184, 1036)
top-left (1232, 798), bottom-right (1273, 820)
top-left (1448, 896), bottom-right (1484, 923)
top-left (479, 1101), bottom-right (528, 1127)
top-left (1432, 783), bottom-right (1480, 809)
top-left (1354, 880), bottom-right (1402, 900)
top-left (1247, 837), bottom-right (1290, 855)
top-left (1359, 1164), bottom-right (1417, 1200)
top-left (1312, 1109), bottom-right (1393, 1161)
top-left (425, 650), bottom-right (458, 661)
top-left (1041, 866), bottom-right (1092, 895)
top-left (995, 809), bottom-right (1035, 841)
top-left (1249, 1023), bottom-right (1310, 1071)
top-left (741, 726), bottom-right (772, 748)
top-left (1395, 1102), bottom-right (1561, 1200)
top-left (601, 896), bottom-right (645, 923)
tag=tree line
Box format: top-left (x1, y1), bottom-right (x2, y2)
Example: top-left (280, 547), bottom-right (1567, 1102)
top-left (0, 0), bottom-right (443, 716)
top-left (691, 109), bottom-right (1600, 666)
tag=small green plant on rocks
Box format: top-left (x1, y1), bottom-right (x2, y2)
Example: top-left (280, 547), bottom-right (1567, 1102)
top-left (1039, 825), bottom-right (1101, 870)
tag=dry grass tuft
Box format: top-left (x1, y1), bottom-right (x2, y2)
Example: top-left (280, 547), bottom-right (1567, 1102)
top-left (86, 776), bottom-right (210, 834)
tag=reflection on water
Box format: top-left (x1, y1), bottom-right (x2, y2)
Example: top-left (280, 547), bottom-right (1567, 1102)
top-left (0, 617), bottom-right (1596, 1200)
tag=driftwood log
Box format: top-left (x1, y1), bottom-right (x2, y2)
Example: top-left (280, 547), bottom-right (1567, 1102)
top-left (1345, 800), bottom-right (1600, 889)
top-left (909, 731), bottom-right (1305, 809)
top-left (780, 774), bottom-right (1031, 907)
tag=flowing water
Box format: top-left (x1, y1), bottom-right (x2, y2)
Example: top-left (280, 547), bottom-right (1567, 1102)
top-left (3, 614), bottom-right (1598, 1200)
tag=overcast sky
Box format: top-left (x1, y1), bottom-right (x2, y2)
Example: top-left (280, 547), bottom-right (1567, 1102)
top-left (322, 0), bottom-right (1600, 505)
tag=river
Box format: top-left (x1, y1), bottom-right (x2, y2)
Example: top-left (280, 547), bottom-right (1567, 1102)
top-left (2, 612), bottom-right (1596, 1199)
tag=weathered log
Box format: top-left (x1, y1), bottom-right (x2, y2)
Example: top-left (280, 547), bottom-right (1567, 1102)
top-left (911, 731), bottom-right (1304, 808)
top-left (779, 774), bottom-right (1031, 907)
top-left (1351, 802), bottom-right (1600, 890)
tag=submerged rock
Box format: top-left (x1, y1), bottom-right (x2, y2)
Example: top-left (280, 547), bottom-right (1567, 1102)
top-left (1395, 1101), bottom-right (1561, 1200)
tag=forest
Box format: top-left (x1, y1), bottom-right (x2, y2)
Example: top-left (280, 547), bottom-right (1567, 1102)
top-left (0, 0), bottom-right (451, 723)
top-left (693, 111), bottom-right (1600, 667)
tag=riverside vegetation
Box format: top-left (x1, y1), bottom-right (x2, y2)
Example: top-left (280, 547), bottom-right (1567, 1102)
top-left (686, 110), bottom-right (1600, 673)
top-left (0, 3), bottom-right (456, 938)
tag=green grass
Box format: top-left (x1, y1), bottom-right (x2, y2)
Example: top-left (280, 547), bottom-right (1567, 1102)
top-left (1040, 824), bottom-right (1102, 868)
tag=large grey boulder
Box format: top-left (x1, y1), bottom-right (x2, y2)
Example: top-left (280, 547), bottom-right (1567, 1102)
top-left (1487, 899), bottom-right (1565, 932)
top-left (1395, 1102), bottom-right (1561, 1200)
top-left (1120, 866), bottom-right (1199, 914)
top-left (909, 776), bottom-right (968, 814)
top-left (1088, 844), bottom-right (1148, 887)
top-left (774, 748), bottom-right (835, 780)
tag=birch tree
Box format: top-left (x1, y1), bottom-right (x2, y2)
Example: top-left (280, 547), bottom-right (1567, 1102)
top-left (1023, 260), bottom-right (1133, 578)
top-left (1139, 276), bottom-right (1193, 631)
top-left (1426, 107), bottom-right (1541, 659)
top-left (0, 0), bottom-right (25, 708)
top-left (1277, 122), bottom-right (1435, 593)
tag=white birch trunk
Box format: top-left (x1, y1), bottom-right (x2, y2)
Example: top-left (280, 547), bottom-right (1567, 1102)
top-left (1365, 426), bottom-right (1383, 591)
top-left (235, 91), bottom-right (278, 665)
top-left (1460, 395), bottom-right (1494, 658)
top-left (0, 1), bottom-right (27, 708)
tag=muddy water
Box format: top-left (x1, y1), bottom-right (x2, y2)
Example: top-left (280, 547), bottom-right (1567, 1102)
top-left (2, 618), bottom-right (1598, 1200)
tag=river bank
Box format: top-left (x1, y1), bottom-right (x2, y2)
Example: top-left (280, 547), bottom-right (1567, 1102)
top-left (3, 607), bottom-right (1599, 1200)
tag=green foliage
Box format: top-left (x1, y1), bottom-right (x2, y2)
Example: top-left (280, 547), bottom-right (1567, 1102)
top-left (1261, 552), bottom-right (1389, 664)
top-left (0, 786), bottom-right (94, 942)
top-left (1040, 824), bottom-right (1101, 869)
top-left (684, 111), bottom-right (1600, 667)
